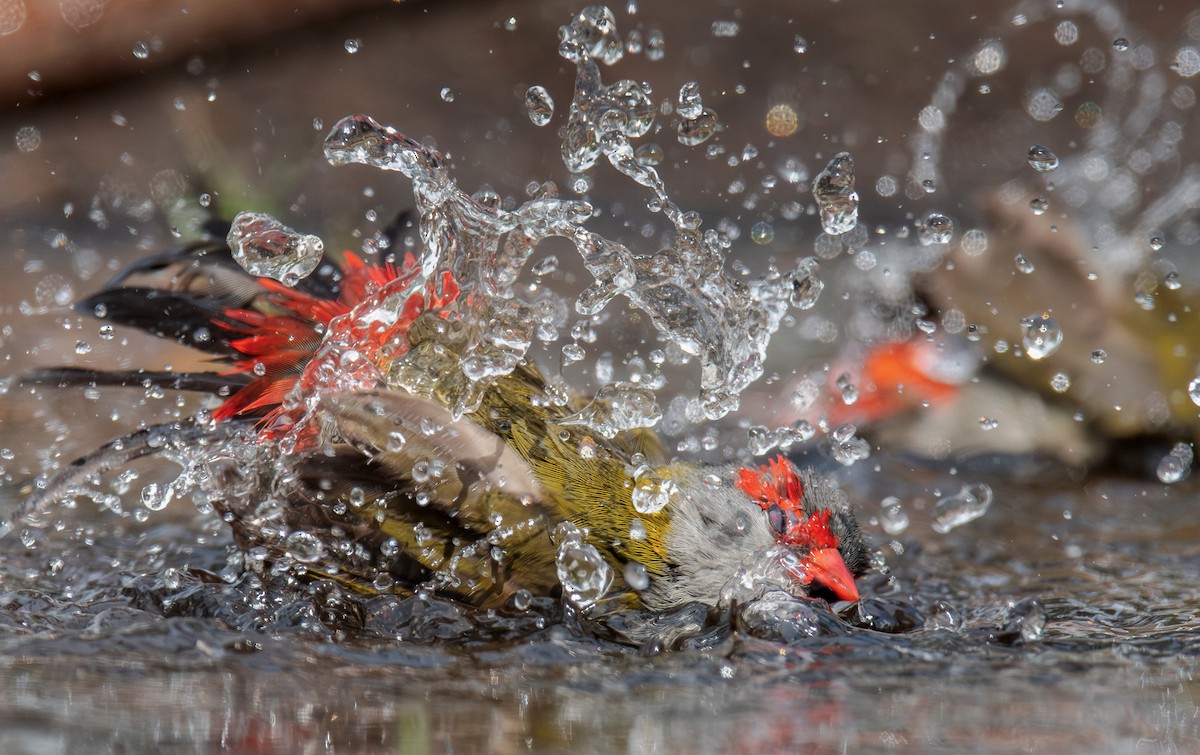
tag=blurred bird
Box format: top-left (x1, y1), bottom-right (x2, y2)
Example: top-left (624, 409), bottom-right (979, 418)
top-left (25, 237), bottom-right (869, 611)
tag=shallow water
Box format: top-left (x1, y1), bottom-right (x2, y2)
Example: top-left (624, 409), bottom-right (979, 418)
top-left (3, 459), bottom-right (1200, 752)
top-left (4, 0), bottom-right (1200, 752)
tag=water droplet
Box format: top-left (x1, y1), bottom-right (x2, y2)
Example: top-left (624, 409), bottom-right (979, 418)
top-left (1149, 234), bottom-right (1165, 251)
top-left (676, 107), bottom-right (720, 146)
top-left (764, 103), bottom-right (799, 137)
top-left (14, 125), bottom-right (40, 153)
top-left (710, 20), bottom-right (739, 37)
top-left (198, 192), bottom-right (212, 208)
top-left (1029, 195), bottom-right (1049, 215)
top-left (792, 35), bottom-right (808, 54)
top-left (1021, 311), bottom-right (1063, 360)
top-left (932, 483), bottom-right (993, 533)
top-left (562, 342), bottom-right (586, 363)
top-left (1005, 598), bottom-right (1046, 642)
top-left (285, 531), bottom-right (326, 563)
top-left (344, 38), bottom-right (360, 54)
top-left (970, 40), bottom-right (1007, 75)
top-left (812, 152), bottom-right (859, 236)
top-left (1188, 376), bottom-right (1200, 406)
top-left (1015, 254), bottom-right (1035, 274)
top-left (623, 561), bottom-right (651, 591)
top-left (1054, 20), bottom-right (1078, 46)
top-left (1165, 271), bottom-right (1182, 290)
top-left (1050, 372), bottom-right (1070, 393)
top-left (132, 41), bottom-right (149, 60)
top-left (512, 589), bottom-right (531, 610)
top-left (828, 424), bottom-right (871, 466)
top-left (1112, 37), bottom-right (1130, 52)
top-left (918, 212), bottom-right (954, 245)
top-left (748, 426), bottom-right (777, 456)
top-left (676, 81), bottom-right (703, 119)
top-left (1026, 145), bottom-right (1059, 172)
top-left (554, 522), bottom-right (613, 608)
top-left (140, 482), bottom-right (173, 512)
top-left (750, 221), bottom-right (774, 245)
top-left (439, 87), bottom-right (455, 102)
top-left (525, 85), bottom-right (554, 126)
top-left (1157, 442), bottom-right (1193, 484)
top-left (386, 430), bottom-right (407, 452)
top-left (979, 417), bottom-right (998, 431)
top-left (226, 211), bottom-right (325, 286)
top-left (879, 496), bottom-right (909, 535)
top-left (1090, 349), bottom-right (1107, 364)
top-left (645, 28), bottom-right (665, 60)
top-left (634, 143), bottom-right (663, 165)
top-left (563, 5), bottom-right (625, 65)
top-left (629, 519), bottom-right (648, 541)
top-left (790, 379), bottom-right (819, 411)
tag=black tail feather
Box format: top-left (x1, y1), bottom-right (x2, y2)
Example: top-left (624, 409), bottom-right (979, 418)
top-left (75, 287), bottom-right (247, 355)
top-left (20, 366), bottom-right (249, 394)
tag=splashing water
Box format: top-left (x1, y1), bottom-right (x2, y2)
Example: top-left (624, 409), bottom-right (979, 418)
top-left (315, 8), bottom-right (822, 425)
top-left (226, 211), bottom-right (325, 286)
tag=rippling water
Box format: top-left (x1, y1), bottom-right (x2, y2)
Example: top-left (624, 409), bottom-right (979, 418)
top-left (3, 458), bottom-right (1200, 752)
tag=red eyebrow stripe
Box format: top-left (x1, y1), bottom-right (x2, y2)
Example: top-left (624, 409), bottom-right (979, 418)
top-left (735, 456), bottom-right (838, 549)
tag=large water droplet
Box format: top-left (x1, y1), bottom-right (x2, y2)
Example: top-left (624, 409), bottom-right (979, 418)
top-left (285, 530), bottom-right (326, 563)
top-left (932, 483), bottom-right (993, 533)
top-left (561, 5), bottom-right (624, 65)
top-left (918, 212), bottom-right (954, 245)
top-left (623, 561), bottom-right (650, 591)
top-left (879, 496), bottom-right (909, 535)
top-left (226, 211), bottom-right (324, 286)
top-left (631, 468), bottom-right (677, 514)
top-left (1157, 443), bottom-right (1193, 484)
top-left (1027, 145), bottom-right (1059, 172)
top-left (812, 152), bottom-right (858, 236)
top-left (554, 522), bottom-right (613, 608)
top-left (1004, 598), bottom-right (1046, 642)
top-left (1189, 376), bottom-right (1200, 406)
top-left (525, 85), bottom-right (555, 126)
top-left (140, 482), bottom-right (173, 511)
top-left (676, 108), bottom-right (720, 146)
top-left (676, 81), bottom-right (703, 119)
top-left (1021, 311), bottom-right (1063, 360)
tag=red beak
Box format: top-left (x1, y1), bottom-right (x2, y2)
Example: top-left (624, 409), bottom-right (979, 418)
top-left (809, 547), bottom-right (859, 602)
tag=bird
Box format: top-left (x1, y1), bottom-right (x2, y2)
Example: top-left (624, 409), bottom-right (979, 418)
top-left (23, 234), bottom-right (869, 613)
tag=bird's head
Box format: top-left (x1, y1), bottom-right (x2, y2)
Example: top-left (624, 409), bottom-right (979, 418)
top-left (735, 457), bottom-right (867, 603)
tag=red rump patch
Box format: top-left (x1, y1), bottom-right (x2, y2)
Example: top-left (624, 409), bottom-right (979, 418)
top-left (735, 456), bottom-right (839, 549)
top-left (211, 252), bottom-right (459, 438)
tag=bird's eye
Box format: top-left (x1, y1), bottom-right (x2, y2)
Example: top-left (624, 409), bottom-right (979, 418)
top-left (766, 505), bottom-right (787, 536)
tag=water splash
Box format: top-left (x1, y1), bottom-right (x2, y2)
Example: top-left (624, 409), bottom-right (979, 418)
top-left (316, 8), bottom-right (823, 423)
top-left (226, 211), bottom-right (325, 286)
